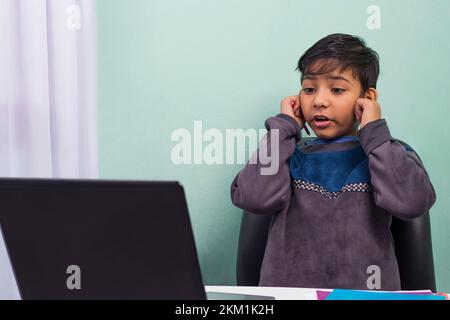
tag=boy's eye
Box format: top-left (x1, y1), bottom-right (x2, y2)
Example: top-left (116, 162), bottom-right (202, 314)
top-left (302, 87), bottom-right (345, 94)
top-left (332, 88), bottom-right (345, 94)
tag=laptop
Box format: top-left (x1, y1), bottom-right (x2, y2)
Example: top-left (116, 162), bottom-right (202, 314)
top-left (0, 178), bottom-right (207, 300)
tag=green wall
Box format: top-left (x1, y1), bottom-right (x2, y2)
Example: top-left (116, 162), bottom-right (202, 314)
top-left (97, 0), bottom-right (450, 291)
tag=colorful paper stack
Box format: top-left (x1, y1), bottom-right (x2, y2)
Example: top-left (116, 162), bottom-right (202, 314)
top-left (317, 289), bottom-right (448, 300)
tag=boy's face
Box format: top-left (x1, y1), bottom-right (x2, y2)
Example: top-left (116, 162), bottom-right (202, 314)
top-left (300, 66), bottom-right (364, 139)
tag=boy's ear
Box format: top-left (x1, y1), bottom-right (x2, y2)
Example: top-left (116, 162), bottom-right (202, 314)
top-left (364, 87), bottom-right (378, 101)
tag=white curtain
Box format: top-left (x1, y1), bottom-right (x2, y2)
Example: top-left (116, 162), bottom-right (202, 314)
top-left (0, 0), bottom-right (98, 299)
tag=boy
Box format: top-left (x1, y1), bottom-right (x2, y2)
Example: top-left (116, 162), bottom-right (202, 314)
top-left (230, 33), bottom-right (436, 290)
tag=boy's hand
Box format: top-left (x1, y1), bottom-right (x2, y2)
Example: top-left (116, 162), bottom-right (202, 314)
top-left (354, 98), bottom-right (381, 130)
top-left (280, 95), bottom-right (305, 129)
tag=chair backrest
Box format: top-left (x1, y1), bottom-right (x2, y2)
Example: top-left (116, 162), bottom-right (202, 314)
top-left (236, 138), bottom-right (436, 291)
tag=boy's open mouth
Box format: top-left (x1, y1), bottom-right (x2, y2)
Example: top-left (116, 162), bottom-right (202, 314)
top-left (312, 115), bottom-right (332, 128)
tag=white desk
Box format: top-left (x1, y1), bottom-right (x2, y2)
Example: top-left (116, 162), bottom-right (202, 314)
top-left (205, 285), bottom-right (329, 300)
top-left (204, 286), bottom-right (448, 300)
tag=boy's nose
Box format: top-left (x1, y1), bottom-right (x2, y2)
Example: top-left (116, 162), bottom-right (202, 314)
top-left (312, 90), bottom-right (330, 108)
top-left (313, 98), bottom-right (330, 109)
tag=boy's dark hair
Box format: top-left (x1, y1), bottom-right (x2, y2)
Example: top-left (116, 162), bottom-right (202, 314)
top-left (296, 33), bottom-right (380, 94)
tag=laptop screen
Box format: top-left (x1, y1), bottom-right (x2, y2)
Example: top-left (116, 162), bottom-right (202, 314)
top-left (0, 178), bottom-right (206, 300)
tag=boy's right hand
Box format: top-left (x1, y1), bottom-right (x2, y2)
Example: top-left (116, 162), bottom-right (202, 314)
top-left (280, 95), bottom-right (306, 129)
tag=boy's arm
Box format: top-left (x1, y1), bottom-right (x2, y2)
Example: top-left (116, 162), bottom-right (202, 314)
top-left (230, 113), bottom-right (301, 215)
top-left (358, 119), bottom-right (436, 220)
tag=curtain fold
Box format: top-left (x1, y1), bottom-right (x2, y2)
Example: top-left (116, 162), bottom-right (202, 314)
top-left (0, 0), bottom-right (98, 299)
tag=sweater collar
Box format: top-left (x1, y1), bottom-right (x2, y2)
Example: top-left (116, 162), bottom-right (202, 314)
top-left (306, 135), bottom-right (360, 146)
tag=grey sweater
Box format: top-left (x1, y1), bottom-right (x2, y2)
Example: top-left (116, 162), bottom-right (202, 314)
top-left (230, 114), bottom-right (436, 290)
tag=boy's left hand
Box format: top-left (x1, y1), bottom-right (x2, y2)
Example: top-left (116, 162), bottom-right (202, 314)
top-left (354, 98), bottom-right (381, 130)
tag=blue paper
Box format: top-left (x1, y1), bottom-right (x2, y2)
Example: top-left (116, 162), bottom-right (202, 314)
top-left (325, 289), bottom-right (445, 300)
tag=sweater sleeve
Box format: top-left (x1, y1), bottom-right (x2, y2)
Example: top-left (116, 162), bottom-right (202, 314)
top-left (230, 113), bottom-right (301, 215)
top-left (358, 119), bottom-right (436, 220)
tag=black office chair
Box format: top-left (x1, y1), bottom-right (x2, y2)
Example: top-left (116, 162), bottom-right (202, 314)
top-left (236, 138), bottom-right (437, 292)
